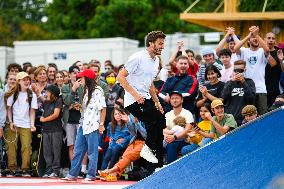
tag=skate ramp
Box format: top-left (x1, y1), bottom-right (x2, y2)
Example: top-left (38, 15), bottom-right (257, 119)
top-left (126, 107), bottom-right (284, 189)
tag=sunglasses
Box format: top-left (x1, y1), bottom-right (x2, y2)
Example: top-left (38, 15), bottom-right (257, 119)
top-left (234, 69), bottom-right (245, 73)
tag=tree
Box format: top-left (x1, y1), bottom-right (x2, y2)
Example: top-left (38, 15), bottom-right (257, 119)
top-left (0, 0), bottom-right (50, 46)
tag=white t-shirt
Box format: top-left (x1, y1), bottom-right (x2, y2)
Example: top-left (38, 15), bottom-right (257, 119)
top-left (81, 86), bottom-right (106, 135)
top-left (124, 50), bottom-right (159, 107)
top-left (7, 91), bottom-right (38, 128)
top-left (220, 66), bottom-right (234, 83)
top-left (240, 48), bottom-right (267, 93)
top-left (231, 47), bottom-right (244, 64)
top-left (171, 125), bottom-right (185, 135)
top-left (165, 108), bottom-right (194, 129)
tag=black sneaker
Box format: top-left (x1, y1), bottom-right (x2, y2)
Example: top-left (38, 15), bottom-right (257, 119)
top-left (22, 171), bottom-right (31, 177)
top-left (6, 171), bottom-right (16, 177)
top-left (78, 172), bottom-right (86, 178)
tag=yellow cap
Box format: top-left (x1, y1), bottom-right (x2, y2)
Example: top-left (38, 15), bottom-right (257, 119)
top-left (16, 72), bottom-right (30, 81)
top-left (211, 99), bottom-right (224, 109)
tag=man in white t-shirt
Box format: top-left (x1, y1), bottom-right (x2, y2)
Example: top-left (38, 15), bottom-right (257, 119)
top-left (164, 91), bottom-right (194, 164)
top-left (234, 26), bottom-right (277, 115)
top-left (117, 31), bottom-right (166, 170)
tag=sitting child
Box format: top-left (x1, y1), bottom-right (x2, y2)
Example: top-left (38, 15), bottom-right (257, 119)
top-left (98, 113), bottom-right (147, 182)
top-left (241, 105), bottom-right (258, 124)
top-left (181, 103), bottom-right (213, 155)
top-left (163, 116), bottom-right (186, 147)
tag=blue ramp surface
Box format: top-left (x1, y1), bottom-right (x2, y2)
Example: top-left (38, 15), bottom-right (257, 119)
top-left (126, 108), bottom-right (284, 189)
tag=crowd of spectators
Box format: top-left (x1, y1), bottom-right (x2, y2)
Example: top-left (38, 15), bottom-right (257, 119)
top-left (0, 26), bottom-right (284, 181)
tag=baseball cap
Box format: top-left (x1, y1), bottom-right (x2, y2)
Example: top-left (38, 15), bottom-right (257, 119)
top-left (201, 47), bottom-right (215, 56)
top-left (169, 91), bottom-right (183, 98)
top-left (241, 105), bottom-right (257, 116)
top-left (16, 72), bottom-right (30, 81)
top-left (76, 69), bottom-right (96, 80)
top-left (226, 35), bottom-right (240, 43)
top-left (211, 99), bottom-right (224, 109)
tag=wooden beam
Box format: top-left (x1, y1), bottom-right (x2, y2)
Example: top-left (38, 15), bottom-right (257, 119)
top-left (180, 12), bottom-right (284, 21)
top-left (224, 0), bottom-right (238, 13)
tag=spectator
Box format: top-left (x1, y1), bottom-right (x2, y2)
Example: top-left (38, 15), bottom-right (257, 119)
top-left (7, 63), bottom-right (22, 75)
top-left (196, 65), bottom-right (224, 108)
top-left (101, 107), bottom-right (131, 170)
top-left (269, 94), bottom-right (284, 111)
top-left (181, 103), bottom-right (213, 155)
top-left (202, 99), bottom-right (237, 139)
top-left (4, 73), bottom-right (16, 92)
top-left (27, 67), bottom-right (37, 83)
top-left (31, 66), bottom-right (48, 124)
top-left (98, 114), bottom-right (147, 182)
top-left (222, 60), bottom-right (256, 125)
top-left (5, 72), bottom-right (37, 177)
top-left (62, 69), bottom-right (106, 183)
top-left (105, 62), bottom-right (114, 73)
top-left (159, 55), bottom-right (198, 113)
top-left (234, 26), bottom-right (277, 115)
top-left (104, 70), bottom-right (124, 125)
top-left (163, 116), bottom-right (186, 148)
top-left (62, 70), bottom-right (70, 84)
top-left (265, 32), bottom-right (282, 108)
top-left (164, 91), bottom-right (194, 164)
top-left (219, 49), bottom-right (233, 83)
top-left (241, 105), bottom-right (258, 124)
top-left (197, 47), bottom-right (223, 86)
top-left (47, 64), bottom-right (58, 84)
top-left (55, 71), bottom-right (65, 92)
top-left (62, 65), bottom-right (83, 161)
top-left (40, 85), bottom-right (63, 178)
top-left (278, 43), bottom-right (284, 90)
top-left (215, 27), bottom-right (241, 64)
top-left (22, 62), bottom-right (32, 73)
top-left (89, 63), bottom-right (109, 97)
top-left (195, 54), bottom-right (203, 66)
top-left (169, 41), bottom-right (198, 77)
top-left (73, 61), bottom-right (83, 72)
top-left (82, 63), bottom-right (89, 71)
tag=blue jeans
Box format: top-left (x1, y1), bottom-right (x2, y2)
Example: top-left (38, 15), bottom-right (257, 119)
top-left (181, 138), bottom-right (213, 156)
top-left (101, 144), bottom-right (123, 170)
top-left (67, 127), bottom-right (99, 179)
top-left (166, 140), bottom-right (187, 164)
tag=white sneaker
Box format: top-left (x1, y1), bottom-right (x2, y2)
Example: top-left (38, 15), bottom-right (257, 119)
top-left (140, 144), bottom-right (158, 163)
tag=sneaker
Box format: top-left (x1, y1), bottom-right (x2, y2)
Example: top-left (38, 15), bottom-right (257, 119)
top-left (139, 144), bottom-right (158, 163)
top-left (6, 171), bottom-right (16, 177)
top-left (48, 173), bottom-right (59, 178)
top-left (42, 174), bottom-right (50, 178)
top-left (78, 171), bottom-right (86, 179)
top-left (61, 177), bottom-right (77, 182)
top-left (81, 178), bottom-right (95, 184)
top-left (22, 171), bottom-right (31, 177)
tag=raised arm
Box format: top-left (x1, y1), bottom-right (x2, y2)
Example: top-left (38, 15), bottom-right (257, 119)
top-left (216, 27), bottom-right (234, 55)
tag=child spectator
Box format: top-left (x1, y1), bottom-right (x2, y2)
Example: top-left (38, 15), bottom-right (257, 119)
top-left (241, 105), bottom-right (258, 124)
top-left (219, 49), bottom-right (233, 83)
top-left (99, 113), bottom-right (146, 182)
top-left (163, 116), bottom-right (186, 147)
top-left (101, 107), bottom-right (131, 170)
top-left (181, 103), bottom-right (213, 155)
top-left (5, 72), bottom-right (37, 177)
top-left (40, 84), bottom-right (63, 178)
top-left (201, 99), bottom-right (237, 139)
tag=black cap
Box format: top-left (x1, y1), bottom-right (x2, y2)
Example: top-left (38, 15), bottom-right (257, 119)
top-left (46, 84), bottom-right (60, 98)
top-left (68, 65), bottom-right (80, 73)
top-left (169, 91), bottom-right (183, 98)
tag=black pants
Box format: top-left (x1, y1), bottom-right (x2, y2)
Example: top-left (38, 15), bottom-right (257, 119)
top-left (43, 131), bottom-right (63, 175)
top-left (126, 99), bottom-right (165, 167)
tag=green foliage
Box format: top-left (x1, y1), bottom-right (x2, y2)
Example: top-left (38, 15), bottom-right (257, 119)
top-left (0, 0), bottom-right (284, 46)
